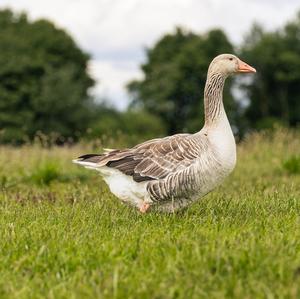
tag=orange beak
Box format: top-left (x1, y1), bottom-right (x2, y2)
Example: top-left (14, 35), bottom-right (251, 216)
top-left (237, 59), bottom-right (256, 73)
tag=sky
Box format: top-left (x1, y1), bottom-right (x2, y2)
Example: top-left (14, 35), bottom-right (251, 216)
top-left (0, 0), bottom-right (299, 109)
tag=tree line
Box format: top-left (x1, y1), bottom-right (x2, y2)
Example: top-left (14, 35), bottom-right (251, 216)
top-left (0, 9), bottom-right (299, 144)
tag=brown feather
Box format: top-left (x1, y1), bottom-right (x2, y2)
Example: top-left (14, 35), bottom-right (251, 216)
top-left (76, 133), bottom-right (202, 186)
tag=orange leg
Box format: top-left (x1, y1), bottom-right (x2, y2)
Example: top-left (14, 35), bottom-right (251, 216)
top-left (139, 202), bottom-right (150, 213)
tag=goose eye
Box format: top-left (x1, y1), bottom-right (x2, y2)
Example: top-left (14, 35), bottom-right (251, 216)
top-left (229, 58), bottom-right (233, 61)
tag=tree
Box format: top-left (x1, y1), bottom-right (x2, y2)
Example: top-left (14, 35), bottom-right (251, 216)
top-left (0, 9), bottom-right (94, 144)
top-left (87, 104), bottom-right (166, 146)
top-left (127, 28), bottom-right (237, 135)
top-left (240, 13), bottom-right (300, 130)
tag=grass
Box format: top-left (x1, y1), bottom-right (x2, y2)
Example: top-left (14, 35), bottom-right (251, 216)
top-left (0, 129), bottom-right (300, 299)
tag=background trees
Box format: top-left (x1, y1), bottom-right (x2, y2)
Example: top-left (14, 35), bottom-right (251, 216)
top-left (128, 13), bottom-right (300, 136)
top-left (127, 28), bottom-right (237, 135)
top-left (239, 13), bottom-right (300, 130)
top-left (0, 8), bottom-right (299, 144)
top-left (0, 9), bottom-right (94, 144)
top-left (86, 104), bottom-right (166, 144)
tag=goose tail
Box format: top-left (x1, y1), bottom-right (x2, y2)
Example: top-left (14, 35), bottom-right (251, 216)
top-left (72, 154), bottom-right (103, 170)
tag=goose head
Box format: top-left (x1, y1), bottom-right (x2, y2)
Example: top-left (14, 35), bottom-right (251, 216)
top-left (208, 54), bottom-right (256, 76)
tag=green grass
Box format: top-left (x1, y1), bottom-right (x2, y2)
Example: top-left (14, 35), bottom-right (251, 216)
top-left (0, 129), bottom-right (300, 299)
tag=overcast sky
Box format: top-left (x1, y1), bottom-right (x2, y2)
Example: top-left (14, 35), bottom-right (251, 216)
top-left (0, 0), bottom-right (299, 109)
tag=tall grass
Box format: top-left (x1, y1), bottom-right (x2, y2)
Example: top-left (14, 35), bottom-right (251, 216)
top-left (0, 129), bottom-right (299, 299)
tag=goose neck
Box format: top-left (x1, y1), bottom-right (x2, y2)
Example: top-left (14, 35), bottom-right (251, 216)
top-left (204, 72), bottom-right (227, 126)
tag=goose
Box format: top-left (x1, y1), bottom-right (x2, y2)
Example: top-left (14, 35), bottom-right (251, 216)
top-left (73, 54), bottom-right (256, 213)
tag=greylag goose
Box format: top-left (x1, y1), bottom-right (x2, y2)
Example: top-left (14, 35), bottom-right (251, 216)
top-left (73, 54), bottom-right (256, 213)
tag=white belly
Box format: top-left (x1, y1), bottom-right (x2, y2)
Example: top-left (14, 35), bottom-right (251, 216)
top-left (98, 167), bottom-right (150, 207)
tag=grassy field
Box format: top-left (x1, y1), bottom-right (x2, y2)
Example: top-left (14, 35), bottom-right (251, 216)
top-left (0, 129), bottom-right (300, 299)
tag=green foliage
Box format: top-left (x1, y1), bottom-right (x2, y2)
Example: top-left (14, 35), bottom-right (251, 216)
top-left (87, 106), bottom-right (166, 143)
top-left (29, 161), bottom-right (61, 185)
top-left (128, 28), bottom-right (237, 134)
top-left (254, 117), bottom-right (287, 131)
top-left (0, 129), bottom-right (299, 298)
top-left (240, 14), bottom-right (300, 130)
top-left (283, 155), bottom-right (300, 174)
top-left (0, 175), bottom-right (7, 189)
top-left (0, 9), bottom-right (94, 144)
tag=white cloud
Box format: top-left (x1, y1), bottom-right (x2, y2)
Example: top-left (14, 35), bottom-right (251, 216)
top-left (89, 59), bottom-right (142, 110)
top-left (0, 0), bottom-right (299, 108)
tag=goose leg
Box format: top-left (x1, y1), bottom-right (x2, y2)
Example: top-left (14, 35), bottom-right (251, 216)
top-left (139, 202), bottom-right (150, 213)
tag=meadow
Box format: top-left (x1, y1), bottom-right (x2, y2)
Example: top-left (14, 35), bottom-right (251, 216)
top-left (0, 129), bottom-right (300, 299)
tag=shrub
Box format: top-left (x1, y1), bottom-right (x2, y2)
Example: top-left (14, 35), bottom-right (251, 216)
top-left (283, 155), bottom-right (300, 174)
top-left (30, 161), bottom-right (61, 185)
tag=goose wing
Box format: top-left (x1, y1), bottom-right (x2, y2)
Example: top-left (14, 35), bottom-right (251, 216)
top-left (76, 133), bottom-right (205, 184)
